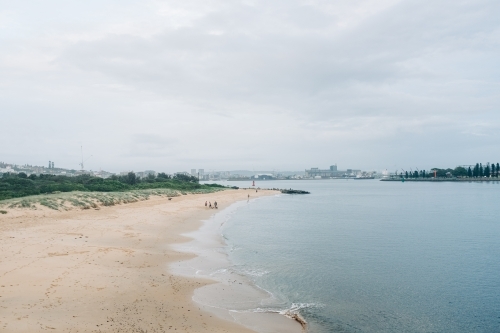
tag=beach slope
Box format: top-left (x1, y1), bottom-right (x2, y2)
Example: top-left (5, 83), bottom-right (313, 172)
top-left (0, 189), bottom-right (277, 332)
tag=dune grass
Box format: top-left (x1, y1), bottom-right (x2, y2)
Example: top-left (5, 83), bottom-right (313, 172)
top-left (0, 187), bottom-right (225, 211)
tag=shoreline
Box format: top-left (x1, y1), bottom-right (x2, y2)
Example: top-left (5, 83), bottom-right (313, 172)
top-left (171, 198), bottom-right (305, 333)
top-left (0, 189), bottom-right (292, 332)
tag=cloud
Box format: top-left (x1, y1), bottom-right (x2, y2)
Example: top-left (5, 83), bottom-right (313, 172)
top-left (126, 133), bottom-right (179, 157)
top-left (1, 0), bottom-right (499, 171)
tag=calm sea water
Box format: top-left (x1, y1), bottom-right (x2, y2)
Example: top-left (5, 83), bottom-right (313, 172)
top-left (211, 180), bottom-right (500, 333)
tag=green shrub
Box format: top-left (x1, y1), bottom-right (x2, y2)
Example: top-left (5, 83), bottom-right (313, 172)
top-left (0, 172), bottom-right (227, 209)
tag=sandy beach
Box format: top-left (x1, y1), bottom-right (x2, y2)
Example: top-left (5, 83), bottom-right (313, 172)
top-left (0, 189), bottom-right (298, 333)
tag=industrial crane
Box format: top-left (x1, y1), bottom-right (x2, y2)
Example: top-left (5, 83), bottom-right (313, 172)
top-left (79, 146), bottom-right (92, 171)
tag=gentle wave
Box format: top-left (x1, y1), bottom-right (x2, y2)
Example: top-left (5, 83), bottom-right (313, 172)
top-left (230, 303), bottom-right (319, 329)
top-left (233, 267), bottom-right (270, 277)
top-left (208, 268), bottom-right (229, 276)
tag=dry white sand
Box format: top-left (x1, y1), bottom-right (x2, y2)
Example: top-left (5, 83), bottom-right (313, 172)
top-left (0, 189), bottom-right (301, 332)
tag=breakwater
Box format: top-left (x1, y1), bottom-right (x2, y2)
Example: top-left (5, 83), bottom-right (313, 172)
top-left (280, 189), bottom-right (310, 194)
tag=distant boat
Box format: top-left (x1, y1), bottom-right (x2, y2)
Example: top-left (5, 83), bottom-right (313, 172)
top-left (353, 176), bottom-right (375, 180)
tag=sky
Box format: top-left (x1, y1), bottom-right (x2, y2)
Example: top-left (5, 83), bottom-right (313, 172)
top-left (1, 0), bottom-right (499, 173)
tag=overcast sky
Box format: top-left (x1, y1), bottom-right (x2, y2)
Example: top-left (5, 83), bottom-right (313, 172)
top-left (1, 0), bottom-right (499, 173)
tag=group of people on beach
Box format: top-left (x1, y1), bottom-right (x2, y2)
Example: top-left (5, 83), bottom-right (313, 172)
top-left (205, 201), bottom-right (218, 209)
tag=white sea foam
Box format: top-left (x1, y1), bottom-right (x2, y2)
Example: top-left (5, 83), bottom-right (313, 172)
top-left (230, 265), bottom-right (270, 278)
top-left (230, 302), bottom-right (319, 314)
top-left (209, 268), bottom-right (228, 276)
top-left (228, 303), bottom-right (318, 330)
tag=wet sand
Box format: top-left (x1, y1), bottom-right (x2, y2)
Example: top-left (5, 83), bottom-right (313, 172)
top-left (0, 189), bottom-right (297, 332)
top-left (172, 200), bottom-right (305, 333)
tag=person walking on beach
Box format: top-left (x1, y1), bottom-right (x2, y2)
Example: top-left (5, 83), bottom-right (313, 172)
top-left (209, 202), bottom-right (212, 209)
top-left (205, 201), bottom-right (207, 207)
top-left (214, 201), bottom-right (218, 209)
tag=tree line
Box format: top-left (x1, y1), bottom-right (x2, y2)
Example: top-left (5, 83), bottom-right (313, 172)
top-left (108, 172), bottom-right (200, 185)
top-left (400, 163), bottom-right (500, 179)
top-left (0, 172), bottom-right (221, 201)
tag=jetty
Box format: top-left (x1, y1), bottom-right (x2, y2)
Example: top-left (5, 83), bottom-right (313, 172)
top-left (280, 189), bottom-right (310, 194)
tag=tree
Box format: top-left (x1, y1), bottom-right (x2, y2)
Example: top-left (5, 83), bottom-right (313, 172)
top-left (146, 173), bottom-right (156, 182)
top-left (484, 163), bottom-right (490, 177)
top-left (173, 174), bottom-right (199, 183)
top-left (474, 163), bottom-right (479, 177)
top-left (479, 163), bottom-right (484, 177)
top-left (413, 171), bottom-right (418, 178)
top-left (157, 172), bottom-right (171, 179)
top-left (127, 172), bottom-right (136, 185)
top-left (497, 163), bottom-right (500, 177)
top-left (453, 167), bottom-right (467, 177)
top-left (467, 167), bottom-right (472, 178)
top-left (492, 164), bottom-right (496, 178)
top-left (18, 172), bottom-right (27, 179)
top-left (431, 168), bottom-right (448, 178)
top-left (423, 170), bottom-right (426, 178)
top-left (405, 171), bottom-right (409, 178)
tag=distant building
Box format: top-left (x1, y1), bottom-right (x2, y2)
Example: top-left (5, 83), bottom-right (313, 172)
top-left (94, 170), bottom-right (114, 179)
top-left (251, 174), bottom-right (275, 180)
top-left (135, 170), bottom-right (155, 179)
top-left (305, 165), bottom-right (345, 178)
top-left (48, 161), bottom-right (52, 169)
top-left (191, 169), bottom-right (197, 177)
top-left (198, 169), bottom-right (204, 177)
top-left (0, 165), bottom-right (15, 176)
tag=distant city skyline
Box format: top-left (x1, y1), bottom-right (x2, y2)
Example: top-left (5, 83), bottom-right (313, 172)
top-left (4, 159), bottom-right (496, 181)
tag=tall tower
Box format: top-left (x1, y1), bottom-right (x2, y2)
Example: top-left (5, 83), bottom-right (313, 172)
top-left (48, 161), bottom-right (52, 169)
top-left (51, 162), bottom-right (55, 169)
top-left (191, 169), bottom-right (197, 176)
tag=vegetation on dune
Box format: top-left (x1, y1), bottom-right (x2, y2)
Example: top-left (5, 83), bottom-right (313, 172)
top-left (0, 187), bottom-right (226, 211)
top-left (0, 172), bottom-right (226, 202)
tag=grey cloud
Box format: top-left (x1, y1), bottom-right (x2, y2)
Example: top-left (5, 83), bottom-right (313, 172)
top-left (132, 133), bottom-right (178, 147)
top-left (1, 0), bottom-right (499, 171)
top-left (59, 0), bottom-right (499, 117)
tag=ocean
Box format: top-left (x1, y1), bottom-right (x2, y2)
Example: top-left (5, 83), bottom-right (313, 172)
top-left (189, 179), bottom-right (500, 332)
